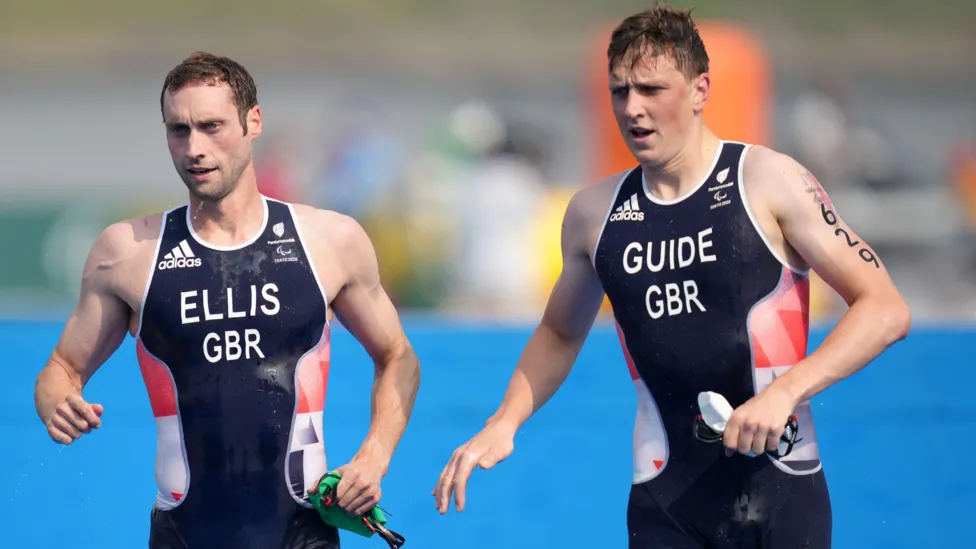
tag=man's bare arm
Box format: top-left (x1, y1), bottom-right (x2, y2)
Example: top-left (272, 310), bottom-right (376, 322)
top-left (432, 183), bottom-right (611, 513)
top-left (328, 213), bottom-right (420, 475)
top-left (35, 223), bottom-right (133, 442)
top-left (756, 148), bottom-right (911, 403)
top-left (486, 189), bottom-right (608, 435)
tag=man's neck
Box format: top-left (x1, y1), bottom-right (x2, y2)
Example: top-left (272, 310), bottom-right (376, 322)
top-left (641, 127), bottom-right (720, 201)
top-left (187, 172), bottom-right (265, 248)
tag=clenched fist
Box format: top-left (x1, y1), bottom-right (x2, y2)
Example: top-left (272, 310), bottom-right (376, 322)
top-left (331, 460), bottom-right (384, 517)
top-left (723, 384), bottom-right (797, 457)
top-left (46, 393), bottom-right (103, 445)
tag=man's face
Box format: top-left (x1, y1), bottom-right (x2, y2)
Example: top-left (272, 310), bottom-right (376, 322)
top-left (162, 82), bottom-right (261, 201)
top-left (609, 52), bottom-right (708, 167)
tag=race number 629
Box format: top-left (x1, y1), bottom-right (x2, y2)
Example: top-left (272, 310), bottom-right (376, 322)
top-left (820, 203), bottom-right (880, 268)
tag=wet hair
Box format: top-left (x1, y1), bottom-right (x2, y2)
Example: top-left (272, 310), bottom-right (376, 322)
top-left (160, 51), bottom-right (258, 134)
top-left (607, 3), bottom-right (709, 80)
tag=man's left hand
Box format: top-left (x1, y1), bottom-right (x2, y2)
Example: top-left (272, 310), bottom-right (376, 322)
top-left (723, 384), bottom-right (798, 457)
top-left (333, 459), bottom-right (385, 516)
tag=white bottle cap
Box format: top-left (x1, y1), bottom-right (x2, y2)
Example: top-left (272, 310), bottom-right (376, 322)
top-left (698, 391), bottom-right (734, 433)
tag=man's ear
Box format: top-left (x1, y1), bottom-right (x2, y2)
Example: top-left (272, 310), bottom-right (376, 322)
top-left (692, 73), bottom-right (710, 114)
top-left (247, 105), bottom-right (262, 138)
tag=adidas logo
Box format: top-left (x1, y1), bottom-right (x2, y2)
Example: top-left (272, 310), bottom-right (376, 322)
top-left (610, 193), bottom-right (644, 222)
top-left (158, 239), bottom-right (202, 270)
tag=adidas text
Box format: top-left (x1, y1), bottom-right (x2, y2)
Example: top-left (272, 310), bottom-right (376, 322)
top-left (611, 193), bottom-right (643, 222)
top-left (159, 257), bottom-right (202, 270)
top-left (610, 210), bottom-right (644, 222)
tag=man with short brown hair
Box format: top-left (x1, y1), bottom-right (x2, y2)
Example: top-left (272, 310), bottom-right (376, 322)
top-left (34, 51), bottom-right (421, 548)
top-left (433, 5), bottom-right (909, 548)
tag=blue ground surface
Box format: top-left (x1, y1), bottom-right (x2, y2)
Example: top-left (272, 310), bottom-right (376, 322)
top-left (1, 318), bottom-right (973, 548)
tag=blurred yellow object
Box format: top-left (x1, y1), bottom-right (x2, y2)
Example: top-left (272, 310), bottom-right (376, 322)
top-left (363, 214), bottom-right (409, 292)
top-left (532, 186), bottom-right (575, 308)
top-left (531, 185), bottom-right (614, 317)
top-left (808, 270), bottom-right (840, 322)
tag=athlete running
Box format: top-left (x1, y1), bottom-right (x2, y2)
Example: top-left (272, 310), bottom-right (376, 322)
top-left (33, 52), bottom-right (421, 549)
top-left (432, 5), bottom-right (910, 548)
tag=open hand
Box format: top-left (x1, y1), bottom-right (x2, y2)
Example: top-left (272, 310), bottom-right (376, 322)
top-left (432, 422), bottom-right (515, 514)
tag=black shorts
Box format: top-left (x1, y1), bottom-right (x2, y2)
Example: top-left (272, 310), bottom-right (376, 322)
top-left (627, 455), bottom-right (832, 549)
top-left (148, 505), bottom-right (341, 549)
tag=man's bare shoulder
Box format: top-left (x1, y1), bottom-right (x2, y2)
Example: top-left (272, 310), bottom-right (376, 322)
top-left (566, 169), bottom-right (636, 228)
top-left (742, 144), bottom-right (826, 210)
top-left (743, 146), bottom-right (807, 189)
top-left (89, 213), bottom-right (164, 268)
top-left (78, 212), bottom-right (165, 309)
top-left (553, 168), bottom-right (636, 263)
top-left (288, 203), bottom-right (373, 261)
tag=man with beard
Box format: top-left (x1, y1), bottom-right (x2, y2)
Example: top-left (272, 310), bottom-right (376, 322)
top-left (34, 52), bottom-right (421, 549)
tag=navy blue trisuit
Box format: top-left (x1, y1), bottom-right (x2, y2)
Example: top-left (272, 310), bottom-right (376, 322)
top-left (593, 141), bottom-right (832, 548)
top-left (135, 196), bottom-right (338, 548)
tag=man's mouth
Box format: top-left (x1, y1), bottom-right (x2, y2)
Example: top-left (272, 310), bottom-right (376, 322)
top-left (629, 128), bottom-right (653, 138)
top-left (187, 167), bottom-right (216, 175)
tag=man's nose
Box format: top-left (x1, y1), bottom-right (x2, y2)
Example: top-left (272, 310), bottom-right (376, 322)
top-left (186, 130), bottom-right (207, 160)
top-left (623, 91), bottom-right (645, 121)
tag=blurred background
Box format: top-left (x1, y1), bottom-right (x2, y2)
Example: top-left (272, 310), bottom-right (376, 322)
top-left (2, 1), bottom-right (975, 548)
top-left (1, 0), bottom-right (974, 322)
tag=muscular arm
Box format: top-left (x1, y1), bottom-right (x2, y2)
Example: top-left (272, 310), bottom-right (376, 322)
top-left (34, 223), bottom-right (132, 439)
top-left (487, 189), bottom-right (607, 434)
top-left (755, 148), bottom-right (911, 404)
top-left (328, 214), bottom-right (420, 476)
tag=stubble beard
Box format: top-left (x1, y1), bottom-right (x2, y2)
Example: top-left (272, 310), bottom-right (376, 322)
top-left (181, 168), bottom-right (237, 202)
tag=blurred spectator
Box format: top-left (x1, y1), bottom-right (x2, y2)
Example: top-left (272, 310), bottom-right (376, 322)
top-left (382, 101), bottom-right (503, 309)
top-left (442, 102), bottom-right (550, 318)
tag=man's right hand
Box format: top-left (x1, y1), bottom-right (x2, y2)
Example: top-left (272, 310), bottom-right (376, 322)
top-left (45, 394), bottom-right (103, 445)
top-left (432, 421), bottom-right (516, 514)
